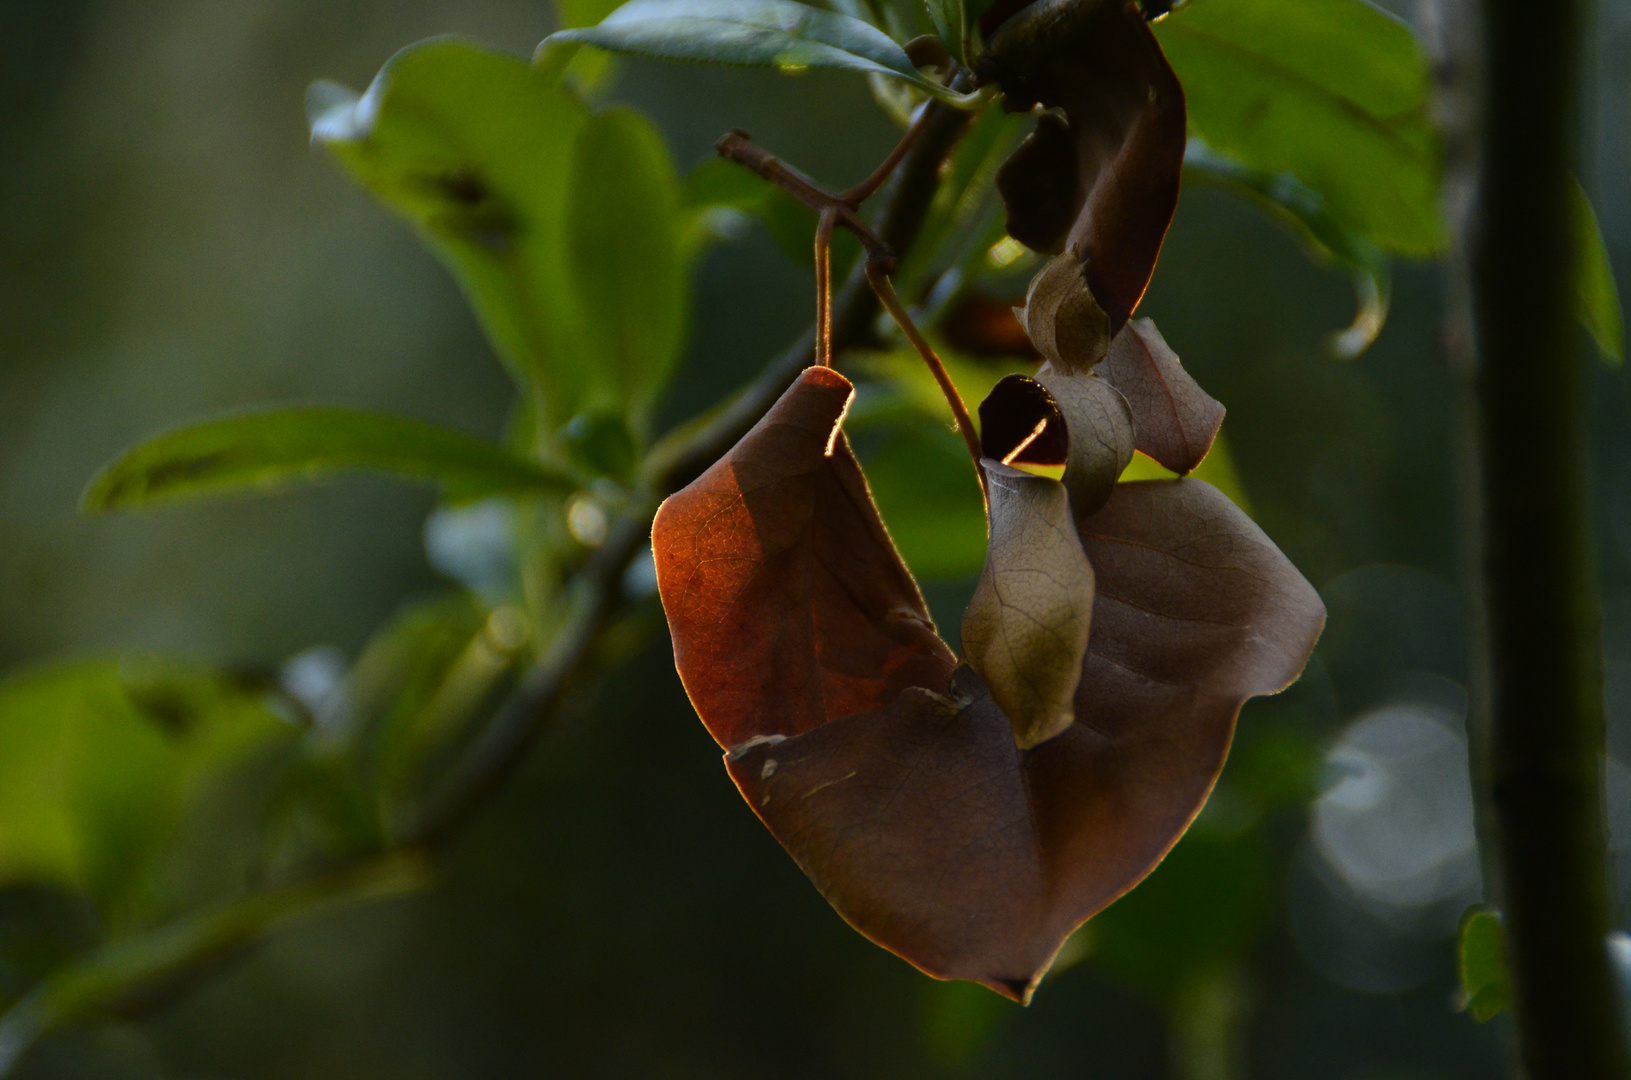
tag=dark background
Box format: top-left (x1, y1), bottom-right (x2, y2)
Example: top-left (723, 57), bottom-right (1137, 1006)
top-left (3, 0), bottom-right (1630, 1076)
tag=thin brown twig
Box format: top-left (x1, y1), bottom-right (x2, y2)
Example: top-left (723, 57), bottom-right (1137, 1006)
top-left (815, 210), bottom-right (837, 368)
top-left (841, 98), bottom-right (935, 205)
top-left (866, 262), bottom-right (987, 501)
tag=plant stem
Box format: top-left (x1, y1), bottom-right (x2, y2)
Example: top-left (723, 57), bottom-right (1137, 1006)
top-left (1467, 0), bottom-right (1629, 1074)
top-left (865, 261), bottom-right (986, 498)
top-left (815, 210), bottom-right (837, 368)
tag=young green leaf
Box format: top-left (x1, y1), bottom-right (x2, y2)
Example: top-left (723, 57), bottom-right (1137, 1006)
top-left (309, 41), bottom-right (589, 419)
top-left (565, 109), bottom-right (687, 427)
top-left (310, 40), bottom-right (691, 430)
top-left (1572, 179), bottom-right (1624, 365)
top-left (1155, 0), bottom-right (1445, 257)
top-left (1183, 139), bottom-right (1393, 359)
top-left (544, 0), bottom-right (967, 102)
top-left (82, 407), bottom-right (576, 512)
top-left (1458, 905), bottom-right (1513, 1023)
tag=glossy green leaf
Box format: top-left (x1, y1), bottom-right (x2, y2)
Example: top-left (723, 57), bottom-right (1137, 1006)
top-left (1573, 179), bottom-right (1624, 365)
top-left (311, 40), bottom-right (690, 429)
top-left (309, 40), bottom-right (587, 417)
top-left (0, 658), bottom-right (291, 918)
top-left (544, 0), bottom-right (967, 103)
top-left (1458, 905), bottom-right (1512, 1022)
top-left (1155, 0), bottom-right (1444, 257)
top-left (926, 0), bottom-right (965, 65)
top-left (82, 408), bottom-right (576, 511)
top-left (1184, 139), bottom-right (1392, 359)
top-left (565, 109), bottom-right (687, 428)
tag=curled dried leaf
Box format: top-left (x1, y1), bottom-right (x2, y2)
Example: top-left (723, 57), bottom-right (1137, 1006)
top-left (1020, 253), bottom-right (1111, 373)
top-left (654, 367), bottom-right (1325, 1003)
top-left (1098, 319), bottom-right (1224, 475)
top-left (963, 460), bottom-right (1095, 748)
top-left (980, 372), bottom-right (1133, 517)
top-left (986, 0), bottom-right (1186, 331)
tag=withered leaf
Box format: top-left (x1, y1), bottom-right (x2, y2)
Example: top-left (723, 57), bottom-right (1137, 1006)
top-left (981, 372), bottom-right (1133, 517)
top-left (1020, 253), bottom-right (1111, 373)
top-left (654, 367), bottom-right (1325, 1002)
top-left (962, 460), bottom-right (1095, 749)
top-left (987, 0), bottom-right (1186, 331)
top-left (1098, 319), bottom-right (1224, 475)
top-left (651, 365), bottom-right (955, 750)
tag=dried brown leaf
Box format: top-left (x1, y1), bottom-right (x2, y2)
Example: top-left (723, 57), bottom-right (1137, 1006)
top-left (1099, 319), bottom-right (1224, 475)
top-left (1021, 252), bottom-right (1111, 372)
top-left (654, 367), bottom-right (1325, 1003)
top-left (980, 372), bottom-right (1133, 517)
top-left (651, 366), bottom-right (956, 750)
top-left (987, 0), bottom-right (1186, 330)
top-left (963, 460), bottom-right (1095, 748)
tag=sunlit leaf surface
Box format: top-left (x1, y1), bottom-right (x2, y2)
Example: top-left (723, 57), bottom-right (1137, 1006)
top-left (1156, 0), bottom-right (1444, 257)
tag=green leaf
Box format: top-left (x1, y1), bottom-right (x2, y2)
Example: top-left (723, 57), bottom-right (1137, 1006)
top-left (544, 0), bottom-right (965, 103)
top-left (1573, 179), bottom-right (1624, 365)
top-left (83, 407), bottom-right (576, 511)
top-left (926, 0), bottom-right (965, 65)
top-left (555, 0), bottom-right (628, 88)
top-left (1155, 0), bottom-right (1444, 257)
top-left (565, 109), bottom-right (688, 427)
top-left (1183, 139), bottom-right (1392, 359)
top-left (0, 658), bottom-right (291, 919)
top-left (1458, 905), bottom-right (1513, 1023)
top-left (311, 40), bottom-right (693, 429)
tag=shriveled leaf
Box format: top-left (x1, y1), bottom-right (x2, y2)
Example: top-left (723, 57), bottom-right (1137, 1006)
top-left (1155, 0), bottom-right (1444, 257)
top-left (981, 372), bottom-right (1134, 516)
top-left (652, 366), bottom-right (957, 750)
top-left (566, 109), bottom-right (687, 425)
top-left (656, 365), bottom-right (1324, 999)
top-left (1573, 179), bottom-right (1624, 365)
top-left (1020, 254), bottom-right (1110, 373)
top-left (0, 658), bottom-right (291, 917)
top-left (545, 0), bottom-right (963, 102)
top-left (1098, 319), bottom-right (1224, 475)
top-left (963, 460), bottom-right (1094, 748)
top-left (1183, 138), bottom-right (1392, 359)
top-left (988, 0), bottom-right (1186, 329)
top-left (82, 408), bottom-right (574, 511)
top-left (1458, 905), bottom-right (1512, 1022)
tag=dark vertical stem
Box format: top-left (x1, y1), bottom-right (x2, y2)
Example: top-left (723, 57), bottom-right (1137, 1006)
top-left (1470, 0), bottom-right (1628, 1075)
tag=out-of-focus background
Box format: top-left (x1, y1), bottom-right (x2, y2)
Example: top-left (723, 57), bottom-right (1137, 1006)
top-left (2, 0), bottom-right (1630, 1076)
